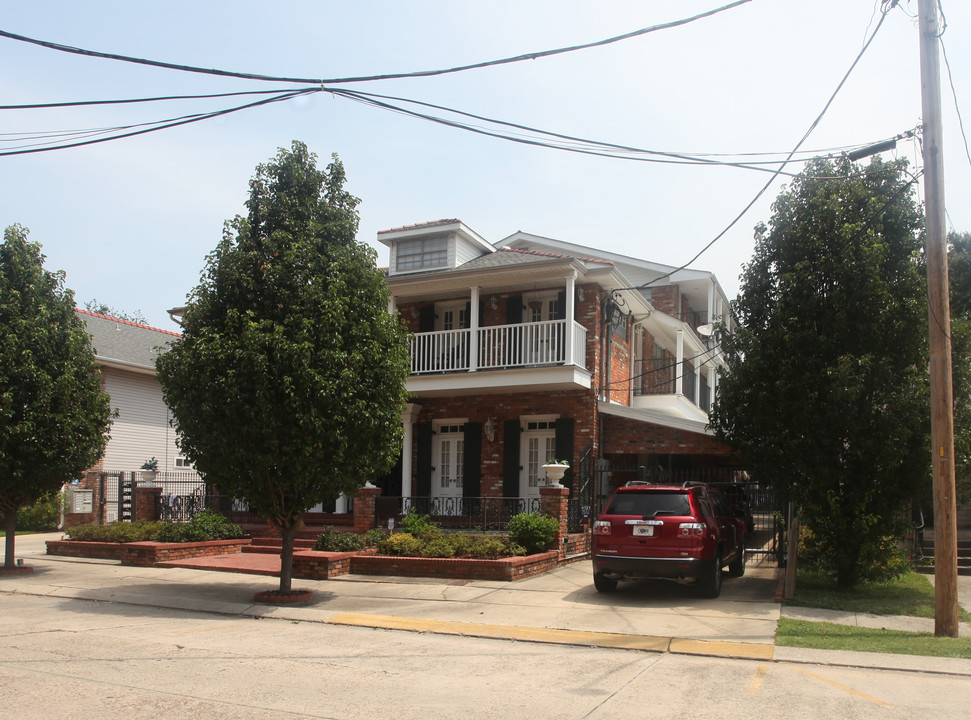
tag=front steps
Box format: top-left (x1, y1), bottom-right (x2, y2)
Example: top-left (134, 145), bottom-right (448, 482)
top-left (916, 535), bottom-right (971, 576)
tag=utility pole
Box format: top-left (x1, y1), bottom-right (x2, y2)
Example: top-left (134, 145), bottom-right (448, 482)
top-left (918, 0), bottom-right (959, 638)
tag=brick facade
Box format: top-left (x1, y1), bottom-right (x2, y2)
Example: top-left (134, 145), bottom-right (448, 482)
top-left (601, 414), bottom-right (732, 457)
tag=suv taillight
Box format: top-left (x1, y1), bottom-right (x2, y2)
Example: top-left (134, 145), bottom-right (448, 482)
top-left (593, 520), bottom-right (612, 536)
top-left (679, 522), bottom-right (705, 537)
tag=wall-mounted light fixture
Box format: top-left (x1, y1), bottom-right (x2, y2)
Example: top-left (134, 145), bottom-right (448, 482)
top-left (577, 287), bottom-right (585, 302)
top-left (484, 417), bottom-right (496, 442)
top-left (489, 296), bottom-right (498, 310)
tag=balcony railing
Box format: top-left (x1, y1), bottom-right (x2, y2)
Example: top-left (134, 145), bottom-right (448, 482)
top-left (633, 358), bottom-right (709, 412)
top-left (410, 319), bottom-right (587, 374)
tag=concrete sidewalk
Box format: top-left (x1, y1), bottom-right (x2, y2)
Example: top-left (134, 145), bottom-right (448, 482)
top-left (4, 532), bottom-right (971, 677)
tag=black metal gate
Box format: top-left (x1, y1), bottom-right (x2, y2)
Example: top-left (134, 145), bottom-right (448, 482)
top-left (102, 471), bottom-right (135, 523)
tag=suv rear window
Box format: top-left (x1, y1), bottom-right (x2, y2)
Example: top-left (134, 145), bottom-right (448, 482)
top-left (604, 491), bottom-right (691, 517)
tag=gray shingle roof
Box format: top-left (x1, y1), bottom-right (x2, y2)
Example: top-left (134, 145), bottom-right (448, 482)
top-left (75, 310), bottom-right (178, 371)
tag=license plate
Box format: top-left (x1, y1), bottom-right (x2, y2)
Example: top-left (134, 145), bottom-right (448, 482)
top-left (633, 525), bottom-right (654, 537)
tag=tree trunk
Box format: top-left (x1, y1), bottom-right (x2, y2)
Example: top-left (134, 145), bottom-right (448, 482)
top-left (278, 523), bottom-right (296, 594)
top-left (4, 511), bottom-right (16, 568)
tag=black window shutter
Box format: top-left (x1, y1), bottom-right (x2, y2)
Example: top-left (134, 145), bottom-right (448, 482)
top-left (503, 419), bottom-right (521, 498)
top-left (416, 423), bottom-right (432, 497)
top-left (506, 295), bottom-right (522, 324)
top-left (463, 422), bottom-right (482, 499)
top-left (556, 290), bottom-right (567, 320)
top-left (464, 301), bottom-right (472, 329)
top-left (419, 305), bottom-right (435, 333)
top-left (555, 417), bottom-right (575, 489)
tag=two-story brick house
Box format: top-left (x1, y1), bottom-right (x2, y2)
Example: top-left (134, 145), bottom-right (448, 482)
top-left (377, 219), bottom-right (737, 525)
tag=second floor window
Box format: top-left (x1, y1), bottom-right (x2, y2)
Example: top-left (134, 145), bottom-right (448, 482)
top-left (396, 237), bottom-right (447, 271)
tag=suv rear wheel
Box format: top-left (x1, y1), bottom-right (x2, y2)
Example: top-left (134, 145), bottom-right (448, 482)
top-left (699, 551), bottom-right (722, 598)
top-left (593, 572), bottom-right (618, 593)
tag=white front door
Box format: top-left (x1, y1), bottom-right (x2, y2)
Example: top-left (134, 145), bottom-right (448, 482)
top-left (432, 424), bottom-right (464, 515)
top-left (521, 418), bottom-right (557, 502)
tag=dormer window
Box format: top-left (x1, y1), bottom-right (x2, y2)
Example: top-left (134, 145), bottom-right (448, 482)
top-left (396, 236), bottom-right (447, 272)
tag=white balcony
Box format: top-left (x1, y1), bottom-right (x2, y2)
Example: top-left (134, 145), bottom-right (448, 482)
top-left (410, 319), bottom-right (587, 374)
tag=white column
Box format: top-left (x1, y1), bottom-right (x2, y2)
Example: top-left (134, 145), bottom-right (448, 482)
top-left (565, 272), bottom-right (576, 365)
top-left (695, 363), bottom-right (702, 406)
top-left (469, 286), bottom-right (479, 372)
top-left (388, 294), bottom-right (396, 314)
top-left (400, 403), bottom-right (421, 504)
top-left (675, 328), bottom-right (684, 396)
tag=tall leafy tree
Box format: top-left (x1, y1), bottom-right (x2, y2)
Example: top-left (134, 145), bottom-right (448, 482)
top-left (709, 157), bottom-right (928, 588)
top-left (156, 142), bottom-right (410, 595)
top-left (0, 224), bottom-right (112, 567)
top-left (948, 231), bottom-right (971, 501)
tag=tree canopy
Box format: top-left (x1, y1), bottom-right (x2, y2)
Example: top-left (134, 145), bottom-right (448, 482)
top-left (0, 224), bottom-right (112, 567)
top-left (708, 157), bottom-right (929, 588)
top-left (155, 141), bottom-right (411, 594)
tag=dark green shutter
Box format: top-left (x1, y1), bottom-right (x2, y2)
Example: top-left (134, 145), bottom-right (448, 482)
top-left (419, 305), bottom-right (435, 333)
top-left (463, 422), bottom-right (482, 499)
top-left (555, 417), bottom-right (575, 489)
top-left (506, 295), bottom-right (522, 324)
top-left (416, 423), bottom-right (432, 497)
top-left (503, 419), bottom-right (521, 498)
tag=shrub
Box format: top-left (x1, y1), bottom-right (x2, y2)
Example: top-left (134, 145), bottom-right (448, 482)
top-left (16, 491), bottom-right (63, 531)
top-left (362, 527), bottom-right (389, 547)
top-left (377, 532), bottom-right (424, 556)
top-left (421, 538), bottom-right (456, 558)
top-left (799, 524), bottom-right (910, 584)
top-left (467, 536), bottom-right (524, 559)
top-left (399, 509), bottom-right (438, 538)
top-left (314, 529), bottom-right (366, 552)
top-left (66, 520), bottom-right (161, 543)
top-left (507, 512), bottom-right (559, 554)
top-left (65, 512), bottom-right (243, 544)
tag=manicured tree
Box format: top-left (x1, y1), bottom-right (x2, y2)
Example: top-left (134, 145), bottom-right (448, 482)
top-left (156, 142), bottom-right (410, 595)
top-left (709, 157), bottom-right (929, 588)
top-left (0, 224), bottom-right (112, 568)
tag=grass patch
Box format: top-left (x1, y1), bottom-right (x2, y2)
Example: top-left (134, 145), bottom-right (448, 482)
top-left (788, 569), bottom-right (970, 621)
top-left (777, 617), bottom-right (971, 659)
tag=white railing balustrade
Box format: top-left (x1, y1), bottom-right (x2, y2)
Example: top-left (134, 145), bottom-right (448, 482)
top-left (410, 319), bottom-right (586, 374)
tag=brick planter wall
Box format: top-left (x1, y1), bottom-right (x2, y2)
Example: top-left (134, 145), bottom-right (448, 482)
top-left (46, 538), bottom-right (251, 566)
top-left (292, 550), bottom-right (356, 580)
top-left (351, 550), bottom-right (559, 581)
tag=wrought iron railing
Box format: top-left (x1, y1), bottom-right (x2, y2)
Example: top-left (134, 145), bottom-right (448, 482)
top-left (376, 496), bottom-right (543, 531)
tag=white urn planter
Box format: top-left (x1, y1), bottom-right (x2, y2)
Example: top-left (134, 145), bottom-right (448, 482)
top-left (542, 463), bottom-right (569, 488)
top-left (137, 470), bottom-right (158, 486)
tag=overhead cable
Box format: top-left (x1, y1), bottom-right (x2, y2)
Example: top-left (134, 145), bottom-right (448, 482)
top-left (0, 1), bottom-right (751, 85)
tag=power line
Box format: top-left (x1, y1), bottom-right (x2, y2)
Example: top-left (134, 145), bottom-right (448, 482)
top-left (608, 2), bottom-right (895, 293)
top-left (0, 88), bottom-right (312, 111)
top-left (0, 88), bottom-right (318, 156)
top-left (0, 1), bottom-right (752, 85)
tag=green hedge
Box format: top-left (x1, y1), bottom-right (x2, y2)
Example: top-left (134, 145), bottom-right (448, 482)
top-left (65, 511), bottom-right (244, 543)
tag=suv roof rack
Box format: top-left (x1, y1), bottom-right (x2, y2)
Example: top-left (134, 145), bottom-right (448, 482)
top-left (624, 480), bottom-right (653, 487)
top-left (681, 481), bottom-right (708, 488)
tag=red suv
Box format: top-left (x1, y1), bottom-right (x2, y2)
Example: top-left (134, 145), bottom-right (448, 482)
top-left (591, 482), bottom-right (746, 597)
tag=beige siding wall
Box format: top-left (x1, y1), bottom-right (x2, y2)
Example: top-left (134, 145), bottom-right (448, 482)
top-left (101, 367), bottom-right (181, 472)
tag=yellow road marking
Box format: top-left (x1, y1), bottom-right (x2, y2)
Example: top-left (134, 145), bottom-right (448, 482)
top-left (328, 612), bottom-right (774, 659)
top-left (795, 668), bottom-right (893, 710)
top-left (747, 663), bottom-right (768, 695)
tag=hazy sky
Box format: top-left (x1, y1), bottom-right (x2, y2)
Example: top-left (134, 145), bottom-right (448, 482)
top-left (2, 1), bottom-right (969, 330)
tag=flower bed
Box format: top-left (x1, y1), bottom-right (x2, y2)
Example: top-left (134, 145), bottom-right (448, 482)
top-left (351, 550), bottom-right (560, 581)
top-left (46, 538), bottom-right (251, 566)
